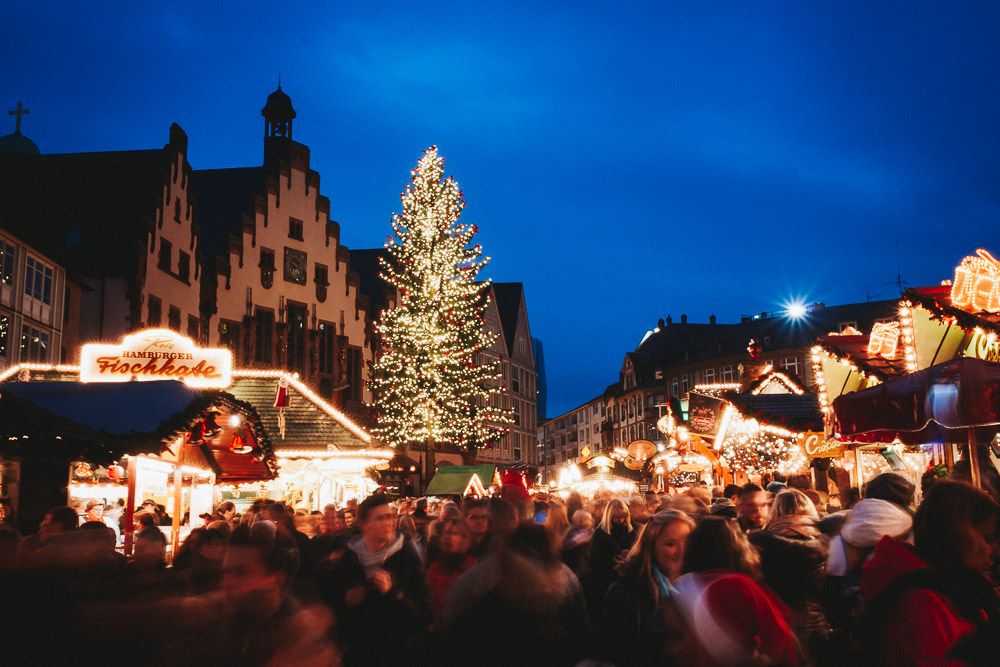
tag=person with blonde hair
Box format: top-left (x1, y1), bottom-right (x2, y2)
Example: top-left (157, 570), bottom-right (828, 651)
top-left (587, 498), bottom-right (637, 618)
top-left (765, 488), bottom-right (820, 539)
top-left (599, 509), bottom-right (696, 665)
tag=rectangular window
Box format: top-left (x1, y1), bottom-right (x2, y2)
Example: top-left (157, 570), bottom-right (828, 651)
top-left (703, 368), bottom-right (716, 383)
top-left (721, 365), bottom-right (734, 382)
top-left (347, 347), bottom-right (363, 402)
top-left (512, 366), bottom-right (520, 394)
top-left (781, 356), bottom-right (800, 375)
top-left (259, 248), bottom-right (275, 289)
top-left (681, 375), bottom-right (690, 394)
top-left (671, 378), bottom-right (679, 397)
top-left (168, 306), bottom-right (181, 331)
top-left (288, 218), bottom-right (304, 241)
top-left (178, 251), bottom-right (190, 282)
top-left (315, 264), bottom-right (329, 302)
top-left (219, 320), bottom-right (241, 362)
top-left (158, 239), bottom-right (172, 273)
top-left (147, 295), bottom-right (162, 326)
top-left (513, 400), bottom-right (522, 427)
top-left (19, 325), bottom-right (50, 362)
top-left (318, 321), bottom-right (335, 374)
top-left (187, 315), bottom-right (200, 341)
top-left (286, 302), bottom-right (307, 375)
top-left (24, 257), bottom-right (54, 305)
top-left (254, 309), bottom-right (274, 364)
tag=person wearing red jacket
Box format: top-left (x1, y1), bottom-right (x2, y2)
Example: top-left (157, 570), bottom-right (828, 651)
top-left (861, 481), bottom-right (1000, 666)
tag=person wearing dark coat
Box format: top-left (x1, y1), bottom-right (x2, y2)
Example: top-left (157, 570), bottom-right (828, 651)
top-left (598, 509), bottom-right (694, 667)
top-left (586, 498), bottom-right (637, 615)
top-left (750, 488), bottom-right (832, 661)
top-left (441, 523), bottom-right (590, 667)
top-left (317, 495), bottom-right (431, 666)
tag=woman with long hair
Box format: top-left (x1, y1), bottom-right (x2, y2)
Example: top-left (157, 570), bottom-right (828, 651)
top-left (752, 489), bottom-right (831, 661)
top-left (587, 498), bottom-right (637, 614)
top-left (599, 509), bottom-right (695, 666)
top-left (672, 516), bottom-right (800, 665)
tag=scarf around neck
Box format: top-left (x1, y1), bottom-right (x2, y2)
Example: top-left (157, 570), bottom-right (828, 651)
top-left (349, 533), bottom-right (405, 571)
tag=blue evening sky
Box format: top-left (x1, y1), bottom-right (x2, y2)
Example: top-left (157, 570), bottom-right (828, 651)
top-left (3, 2), bottom-right (998, 416)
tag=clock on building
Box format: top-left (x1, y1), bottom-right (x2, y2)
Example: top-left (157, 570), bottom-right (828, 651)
top-left (284, 248), bottom-right (307, 285)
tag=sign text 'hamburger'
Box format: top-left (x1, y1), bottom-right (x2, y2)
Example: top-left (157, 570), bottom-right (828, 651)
top-left (80, 329), bottom-right (233, 388)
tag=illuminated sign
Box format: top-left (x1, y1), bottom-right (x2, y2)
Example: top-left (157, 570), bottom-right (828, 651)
top-left (80, 329), bottom-right (232, 388)
top-left (798, 432), bottom-right (844, 459)
top-left (965, 330), bottom-right (1000, 363)
top-left (951, 248), bottom-right (1000, 314)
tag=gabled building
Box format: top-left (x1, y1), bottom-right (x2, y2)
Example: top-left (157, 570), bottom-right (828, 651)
top-left (191, 87), bottom-right (373, 412)
top-left (478, 282), bottom-right (538, 465)
top-left (1, 121), bottom-right (202, 346)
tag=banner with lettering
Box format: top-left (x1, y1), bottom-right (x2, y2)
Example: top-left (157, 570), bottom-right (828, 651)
top-left (687, 392), bottom-right (727, 439)
top-left (80, 329), bottom-right (232, 388)
top-left (797, 431), bottom-right (844, 459)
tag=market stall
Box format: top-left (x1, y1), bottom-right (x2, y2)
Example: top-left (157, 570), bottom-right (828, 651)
top-left (0, 371), bottom-right (276, 553)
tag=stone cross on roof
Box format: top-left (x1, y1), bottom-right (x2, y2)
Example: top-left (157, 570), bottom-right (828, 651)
top-left (8, 101), bottom-right (29, 134)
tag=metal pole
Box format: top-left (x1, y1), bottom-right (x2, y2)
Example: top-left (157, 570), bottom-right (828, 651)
top-left (968, 429), bottom-right (982, 490)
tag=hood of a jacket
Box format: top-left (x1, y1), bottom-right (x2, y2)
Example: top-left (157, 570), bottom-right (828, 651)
top-left (860, 536), bottom-right (928, 602)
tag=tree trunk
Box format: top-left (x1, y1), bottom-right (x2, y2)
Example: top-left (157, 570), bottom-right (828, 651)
top-left (424, 438), bottom-right (436, 494)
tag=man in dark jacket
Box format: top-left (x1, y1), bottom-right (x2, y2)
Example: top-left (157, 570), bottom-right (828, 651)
top-left (318, 494), bottom-right (431, 666)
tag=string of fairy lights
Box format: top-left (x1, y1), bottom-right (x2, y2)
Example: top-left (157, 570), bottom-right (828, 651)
top-left (370, 147), bottom-right (512, 452)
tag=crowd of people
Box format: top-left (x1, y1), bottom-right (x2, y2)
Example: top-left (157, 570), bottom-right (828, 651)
top-left (0, 470), bottom-right (998, 666)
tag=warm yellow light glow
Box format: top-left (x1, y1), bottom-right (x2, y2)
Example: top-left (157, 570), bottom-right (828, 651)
top-left (951, 248), bottom-right (1000, 313)
top-left (79, 329), bottom-right (233, 388)
top-left (868, 321), bottom-right (900, 359)
top-left (233, 370), bottom-right (372, 442)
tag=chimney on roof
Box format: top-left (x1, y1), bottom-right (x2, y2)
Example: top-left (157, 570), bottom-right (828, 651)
top-left (710, 314), bottom-right (717, 325)
top-left (666, 315), bottom-right (672, 325)
top-left (681, 314), bottom-right (687, 324)
top-left (657, 318), bottom-right (665, 330)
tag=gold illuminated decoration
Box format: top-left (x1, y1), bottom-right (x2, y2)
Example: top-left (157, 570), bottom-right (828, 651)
top-left (951, 248), bottom-right (1000, 314)
top-left (810, 346), bottom-right (831, 415)
top-left (750, 372), bottom-right (805, 396)
top-left (80, 329), bottom-right (232, 388)
top-left (867, 321), bottom-right (900, 359)
top-left (898, 301), bottom-right (919, 372)
top-left (369, 147), bottom-right (512, 452)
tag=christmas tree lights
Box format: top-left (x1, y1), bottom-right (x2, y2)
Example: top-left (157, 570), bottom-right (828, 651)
top-left (370, 147), bottom-right (512, 453)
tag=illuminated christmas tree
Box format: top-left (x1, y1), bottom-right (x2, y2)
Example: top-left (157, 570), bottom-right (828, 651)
top-left (370, 147), bottom-right (511, 463)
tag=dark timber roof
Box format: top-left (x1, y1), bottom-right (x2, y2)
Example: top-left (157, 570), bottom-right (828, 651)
top-left (492, 282), bottom-right (524, 356)
top-left (189, 167), bottom-right (263, 258)
top-left (0, 148), bottom-right (168, 273)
